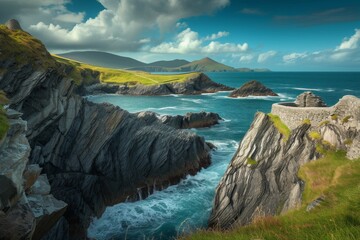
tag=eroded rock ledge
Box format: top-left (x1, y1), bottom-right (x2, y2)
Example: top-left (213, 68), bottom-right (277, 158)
top-left (209, 94), bottom-right (360, 230)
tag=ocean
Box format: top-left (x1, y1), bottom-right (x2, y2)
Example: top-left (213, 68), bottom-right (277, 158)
top-left (86, 72), bottom-right (360, 240)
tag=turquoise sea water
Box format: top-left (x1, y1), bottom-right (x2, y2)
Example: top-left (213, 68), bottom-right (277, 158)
top-left (87, 72), bottom-right (360, 240)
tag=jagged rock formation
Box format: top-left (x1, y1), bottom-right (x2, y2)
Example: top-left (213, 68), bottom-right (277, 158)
top-left (113, 73), bottom-right (234, 95)
top-left (0, 21), bottom-right (212, 238)
top-left (5, 19), bottom-right (22, 31)
top-left (229, 80), bottom-right (278, 98)
top-left (295, 91), bottom-right (327, 107)
top-left (136, 111), bottom-right (222, 129)
top-left (209, 95), bottom-right (360, 230)
top-left (0, 109), bottom-right (67, 240)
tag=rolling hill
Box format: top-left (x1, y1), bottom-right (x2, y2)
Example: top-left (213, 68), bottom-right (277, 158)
top-left (59, 51), bottom-right (146, 69)
top-left (58, 51), bottom-right (270, 72)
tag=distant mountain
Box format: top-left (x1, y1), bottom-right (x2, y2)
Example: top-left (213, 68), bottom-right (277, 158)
top-left (173, 57), bottom-right (235, 72)
top-left (58, 51), bottom-right (270, 73)
top-left (58, 51), bottom-right (145, 69)
top-left (147, 59), bottom-right (190, 68)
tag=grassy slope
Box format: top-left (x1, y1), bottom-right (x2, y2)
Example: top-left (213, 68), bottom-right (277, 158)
top-left (184, 150), bottom-right (360, 240)
top-left (54, 55), bottom-right (200, 86)
top-left (267, 113), bottom-right (292, 141)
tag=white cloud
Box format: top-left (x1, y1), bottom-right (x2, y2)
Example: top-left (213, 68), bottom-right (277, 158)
top-left (150, 28), bottom-right (248, 54)
top-left (258, 50), bottom-right (277, 63)
top-left (283, 52), bottom-right (308, 63)
top-left (54, 12), bottom-right (85, 24)
top-left (239, 54), bottom-right (254, 63)
top-left (204, 31), bottom-right (229, 41)
top-left (21, 0), bottom-right (230, 51)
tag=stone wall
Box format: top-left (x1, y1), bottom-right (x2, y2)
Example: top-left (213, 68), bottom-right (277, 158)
top-left (271, 95), bottom-right (360, 130)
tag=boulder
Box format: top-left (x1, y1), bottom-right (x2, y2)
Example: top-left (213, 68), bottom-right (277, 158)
top-left (23, 164), bottom-right (42, 192)
top-left (295, 91), bottom-right (327, 107)
top-left (229, 80), bottom-right (278, 98)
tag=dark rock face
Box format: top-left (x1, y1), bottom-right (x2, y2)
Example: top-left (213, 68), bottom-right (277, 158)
top-left (5, 19), bottom-right (22, 31)
top-left (209, 112), bottom-right (317, 229)
top-left (137, 111), bottom-right (222, 129)
top-left (295, 91), bottom-right (327, 107)
top-left (229, 80), bottom-right (278, 98)
top-left (115, 73), bottom-right (234, 95)
top-left (0, 52), bottom-right (211, 238)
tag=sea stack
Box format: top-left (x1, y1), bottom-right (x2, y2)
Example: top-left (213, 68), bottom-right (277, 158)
top-left (5, 19), bottom-right (22, 31)
top-left (295, 91), bottom-right (327, 107)
top-left (229, 80), bottom-right (278, 98)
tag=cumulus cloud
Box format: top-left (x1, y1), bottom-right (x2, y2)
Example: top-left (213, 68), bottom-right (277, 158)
top-left (150, 28), bottom-right (248, 54)
top-left (204, 31), bottom-right (229, 41)
top-left (258, 50), bottom-right (277, 63)
top-left (14, 0), bottom-right (229, 51)
top-left (336, 29), bottom-right (360, 50)
top-left (239, 54), bottom-right (254, 63)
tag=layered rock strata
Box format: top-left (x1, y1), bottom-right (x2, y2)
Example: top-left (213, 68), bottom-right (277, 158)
top-left (0, 23), bottom-right (212, 238)
top-left (0, 109), bottom-right (67, 240)
top-left (209, 95), bottom-right (360, 229)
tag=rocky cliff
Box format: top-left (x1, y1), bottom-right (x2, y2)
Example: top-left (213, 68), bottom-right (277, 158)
top-left (229, 80), bottom-right (278, 98)
top-left (0, 108), bottom-right (67, 240)
top-left (0, 23), bottom-right (212, 238)
top-left (84, 73), bottom-right (234, 96)
top-left (209, 95), bottom-right (360, 229)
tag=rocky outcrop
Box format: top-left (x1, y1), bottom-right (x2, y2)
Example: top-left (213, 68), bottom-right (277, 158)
top-left (295, 91), bottom-right (327, 107)
top-left (209, 95), bottom-right (360, 230)
top-left (229, 80), bottom-right (278, 98)
top-left (136, 111), bottom-right (222, 129)
top-left (0, 109), bottom-right (67, 240)
top-left (209, 112), bottom-right (316, 229)
top-left (0, 22), bottom-right (212, 238)
top-left (115, 73), bottom-right (234, 95)
top-left (5, 19), bottom-right (22, 31)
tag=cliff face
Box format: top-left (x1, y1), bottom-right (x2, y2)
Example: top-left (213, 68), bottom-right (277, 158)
top-left (0, 109), bottom-right (67, 240)
top-left (0, 26), bottom-right (211, 238)
top-left (209, 96), bottom-right (360, 229)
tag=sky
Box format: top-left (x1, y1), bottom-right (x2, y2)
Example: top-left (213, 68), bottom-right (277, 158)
top-left (0, 0), bottom-right (360, 71)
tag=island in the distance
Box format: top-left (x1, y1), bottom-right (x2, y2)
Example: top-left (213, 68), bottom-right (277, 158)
top-left (229, 80), bottom-right (278, 98)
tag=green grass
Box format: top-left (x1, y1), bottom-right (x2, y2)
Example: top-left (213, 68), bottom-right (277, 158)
top-left (309, 131), bottom-right (322, 141)
top-left (319, 120), bottom-right (330, 127)
top-left (331, 114), bottom-right (339, 121)
top-left (53, 55), bottom-right (200, 86)
top-left (246, 158), bottom-right (258, 166)
top-left (0, 91), bottom-right (9, 141)
top-left (183, 151), bottom-right (360, 240)
top-left (0, 25), bottom-right (57, 69)
top-left (302, 119), bottom-right (311, 125)
top-left (342, 116), bottom-right (352, 124)
top-left (267, 113), bottom-right (291, 142)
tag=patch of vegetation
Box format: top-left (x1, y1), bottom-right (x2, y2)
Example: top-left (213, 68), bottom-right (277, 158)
top-left (344, 139), bottom-right (353, 145)
top-left (319, 120), bottom-right (330, 127)
top-left (342, 115), bottom-right (352, 124)
top-left (302, 119), bottom-right (311, 125)
top-left (53, 55), bottom-right (200, 86)
top-left (0, 91), bottom-right (9, 141)
top-left (331, 114), bottom-right (338, 121)
top-left (315, 143), bottom-right (326, 154)
top-left (184, 151), bottom-right (360, 240)
top-left (267, 113), bottom-right (291, 142)
top-left (0, 25), bottom-right (57, 69)
top-left (309, 131), bottom-right (322, 141)
top-left (246, 158), bottom-right (258, 166)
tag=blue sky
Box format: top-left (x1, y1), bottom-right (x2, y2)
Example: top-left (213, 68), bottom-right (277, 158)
top-left (1, 0), bottom-right (360, 71)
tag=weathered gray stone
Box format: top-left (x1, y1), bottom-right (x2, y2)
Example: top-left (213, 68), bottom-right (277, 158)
top-left (5, 19), bottom-right (23, 31)
top-left (27, 194), bottom-right (67, 240)
top-left (23, 164), bottom-right (42, 192)
top-left (295, 91), bottom-right (327, 107)
top-left (29, 174), bottom-right (51, 195)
